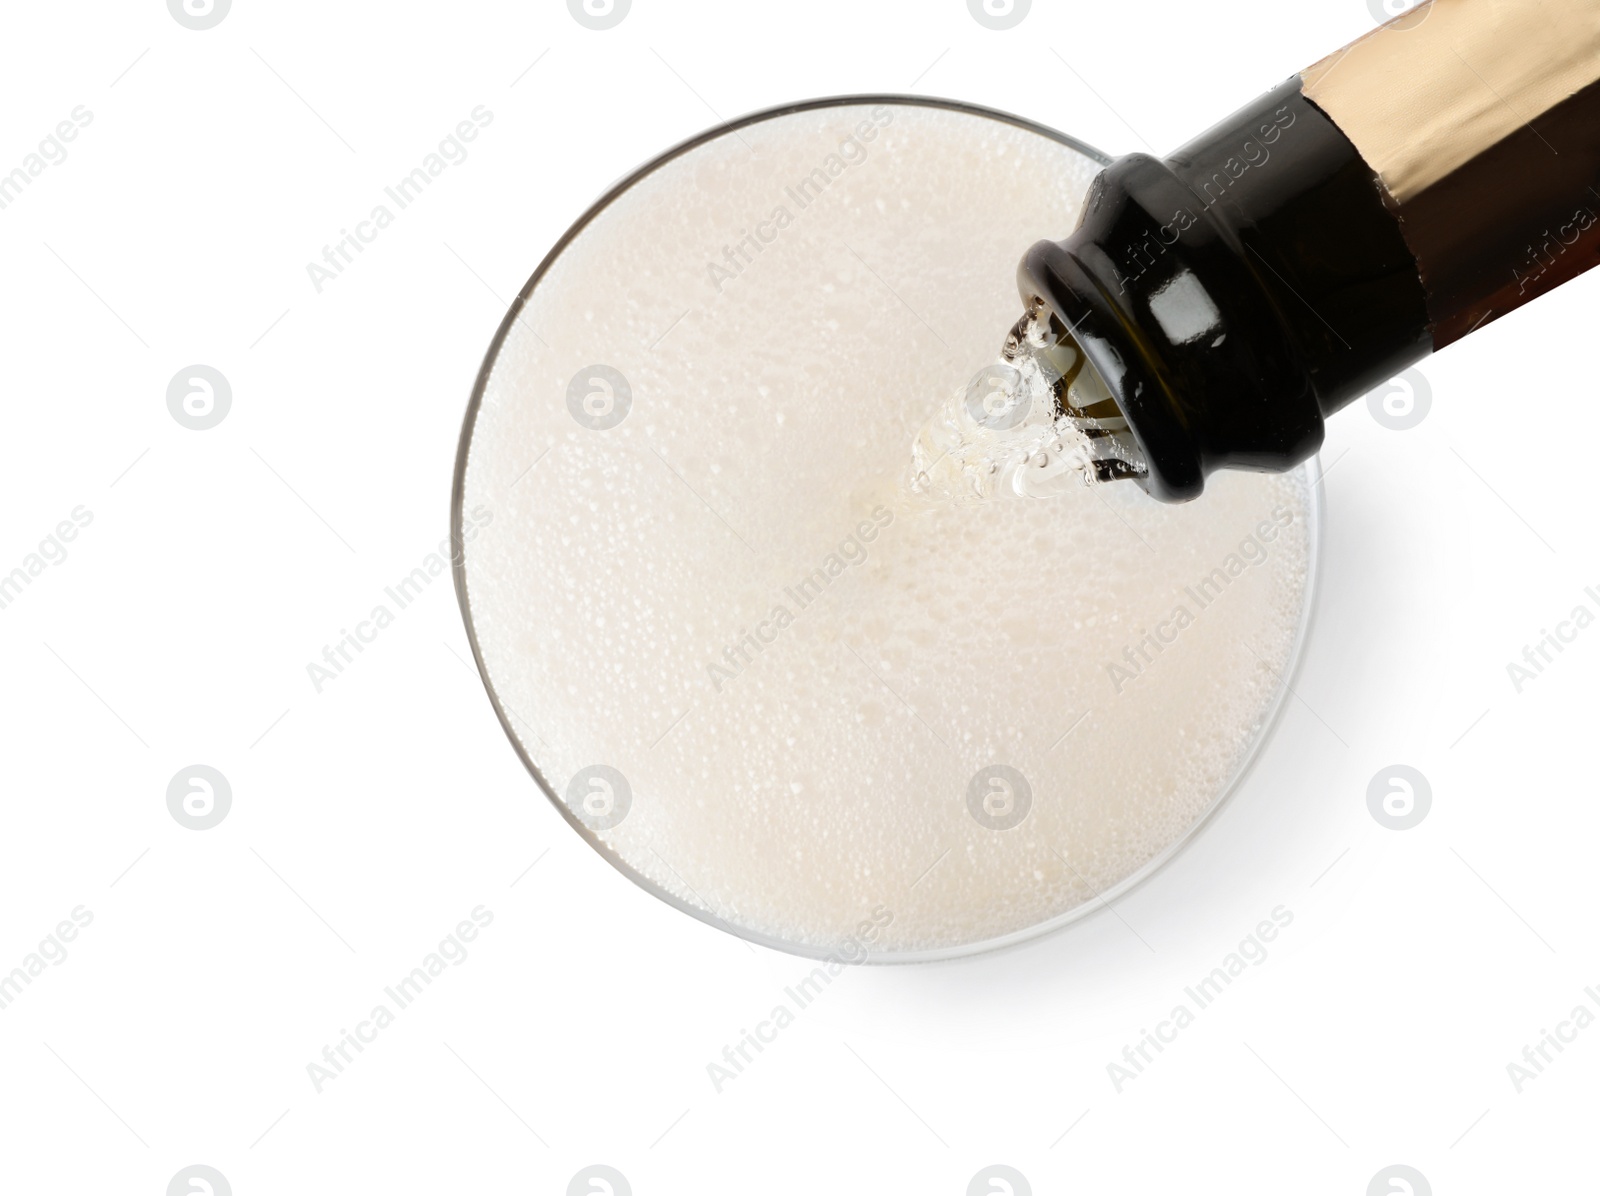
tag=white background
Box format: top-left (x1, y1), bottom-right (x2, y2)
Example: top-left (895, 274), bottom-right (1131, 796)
top-left (2, 1), bottom-right (1597, 1193)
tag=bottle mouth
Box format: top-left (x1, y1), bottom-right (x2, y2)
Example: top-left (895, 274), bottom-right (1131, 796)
top-left (1003, 304), bottom-right (1149, 487)
top-left (1016, 224), bottom-right (1212, 505)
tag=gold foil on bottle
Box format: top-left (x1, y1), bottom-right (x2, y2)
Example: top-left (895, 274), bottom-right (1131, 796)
top-left (1301, 0), bottom-right (1600, 203)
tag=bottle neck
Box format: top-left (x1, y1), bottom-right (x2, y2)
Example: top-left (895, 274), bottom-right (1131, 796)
top-left (1020, 79), bottom-right (1428, 501)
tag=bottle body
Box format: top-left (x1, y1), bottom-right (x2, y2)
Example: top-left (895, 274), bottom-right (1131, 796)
top-left (1022, 0), bottom-right (1600, 502)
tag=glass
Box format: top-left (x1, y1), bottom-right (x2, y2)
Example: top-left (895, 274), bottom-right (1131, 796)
top-left (451, 96), bottom-right (1323, 962)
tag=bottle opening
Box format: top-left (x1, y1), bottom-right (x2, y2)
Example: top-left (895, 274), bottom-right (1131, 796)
top-left (907, 304), bottom-right (1147, 505)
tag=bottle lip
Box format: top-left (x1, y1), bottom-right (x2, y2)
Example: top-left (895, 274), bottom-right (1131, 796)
top-left (1021, 143), bottom-right (1338, 503)
top-left (1019, 230), bottom-right (1209, 503)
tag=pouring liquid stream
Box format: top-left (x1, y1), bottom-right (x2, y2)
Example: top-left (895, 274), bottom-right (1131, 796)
top-left (908, 308), bottom-right (1149, 506)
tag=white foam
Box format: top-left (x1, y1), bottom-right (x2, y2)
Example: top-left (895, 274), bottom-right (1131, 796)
top-left (459, 103), bottom-right (1316, 958)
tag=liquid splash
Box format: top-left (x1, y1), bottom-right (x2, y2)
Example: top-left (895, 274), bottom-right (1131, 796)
top-left (908, 308), bottom-right (1145, 504)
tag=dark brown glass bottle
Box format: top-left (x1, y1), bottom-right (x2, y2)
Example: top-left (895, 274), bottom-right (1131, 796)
top-left (1021, 0), bottom-right (1600, 501)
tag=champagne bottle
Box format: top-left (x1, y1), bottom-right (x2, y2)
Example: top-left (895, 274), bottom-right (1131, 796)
top-left (1022, 0), bottom-right (1600, 501)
